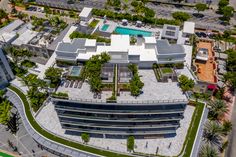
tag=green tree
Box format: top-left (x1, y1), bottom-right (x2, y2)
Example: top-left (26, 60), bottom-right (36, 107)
top-left (127, 136), bottom-right (135, 152)
top-left (225, 49), bottom-right (236, 71)
top-left (222, 6), bottom-right (234, 22)
top-left (45, 67), bottom-right (63, 87)
top-left (81, 133), bottom-right (90, 144)
top-left (0, 100), bottom-right (12, 125)
top-left (221, 120), bottom-right (232, 135)
top-left (199, 144), bottom-right (219, 157)
top-left (218, 0), bottom-right (229, 13)
top-left (0, 9), bottom-right (8, 25)
top-left (172, 11), bottom-right (191, 22)
top-left (203, 121), bottom-right (223, 148)
top-left (195, 3), bottom-right (208, 14)
top-left (27, 87), bottom-right (47, 112)
top-left (208, 100), bottom-right (228, 121)
top-left (223, 72), bottom-right (236, 89)
top-left (178, 75), bottom-right (194, 92)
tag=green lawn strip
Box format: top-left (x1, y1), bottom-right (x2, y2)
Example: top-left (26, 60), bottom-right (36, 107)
top-left (181, 103), bottom-right (204, 157)
top-left (161, 68), bottom-right (173, 74)
top-left (0, 152), bottom-right (14, 157)
top-left (89, 19), bottom-right (99, 28)
top-left (8, 86), bottom-right (132, 157)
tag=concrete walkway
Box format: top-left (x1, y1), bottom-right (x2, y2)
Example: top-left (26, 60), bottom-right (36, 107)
top-left (5, 87), bottom-right (98, 157)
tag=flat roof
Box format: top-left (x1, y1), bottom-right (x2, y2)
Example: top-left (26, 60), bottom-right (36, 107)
top-left (156, 40), bottom-right (185, 55)
top-left (56, 38), bottom-right (86, 53)
top-left (183, 22), bottom-right (195, 34)
top-left (144, 37), bottom-right (156, 44)
top-left (110, 34), bottom-right (130, 51)
top-left (0, 19), bottom-right (24, 35)
top-left (162, 24), bottom-right (180, 39)
top-left (0, 32), bottom-right (17, 43)
top-left (85, 39), bottom-right (96, 47)
top-left (12, 29), bottom-right (38, 46)
top-left (79, 7), bottom-right (92, 18)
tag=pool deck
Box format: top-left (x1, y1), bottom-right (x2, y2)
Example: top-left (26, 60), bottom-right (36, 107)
top-left (97, 19), bottom-right (162, 37)
top-left (195, 40), bottom-right (217, 84)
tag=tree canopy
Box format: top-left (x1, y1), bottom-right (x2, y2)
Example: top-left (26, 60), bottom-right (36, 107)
top-left (127, 136), bottom-right (135, 152)
top-left (172, 11), bottom-right (191, 22)
top-left (0, 100), bottom-right (12, 125)
top-left (45, 67), bottom-right (63, 88)
top-left (178, 75), bottom-right (194, 92)
top-left (195, 3), bottom-right (207, 13)
top-left (81, 133), bottom-right (90, 144)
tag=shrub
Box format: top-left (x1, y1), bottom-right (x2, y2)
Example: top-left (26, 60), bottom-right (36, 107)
top-left (81, 133), bottom-right (90, 144)
top-left (127, 136), bottom-right (135, 152)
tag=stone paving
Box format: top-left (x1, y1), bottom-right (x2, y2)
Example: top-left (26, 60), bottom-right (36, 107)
top-left (118, 70), bottom-right (188, 103)
top-left (36, 103), bottom-right (194, 156)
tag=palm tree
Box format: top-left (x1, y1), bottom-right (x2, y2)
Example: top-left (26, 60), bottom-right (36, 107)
top-left (221, 120), bottom-right (232, 135)
top-left (203, 121), bottom-right (223, 148)
top-left (199, 144), bottom-right (219, 157)
top-left (0, 100), bottom-right (12, 125)
top-left (208, 100), bottom-right (228, 121)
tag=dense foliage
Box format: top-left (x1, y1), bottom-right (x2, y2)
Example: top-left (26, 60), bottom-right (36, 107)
top-left (178, 75), bottom-right (194, 92)
top-left (45, 67), bottom-right (63, 88)
top-left (70, 31), bottom-right (111, 43)
top-left (0, 100), bottom-right (12, 125)
top-left (84, 53), bottom-right (110, 93)
top-left (128, 64), bottom-right (144, 96)
top-left (81, 133), bottom-right (90, 144)
top-left (92, 9), bottom-right (180, 26)
top-left (127, 136), bottom-right (135, 152)
top-left (172, 11), bottom-right (191, 22)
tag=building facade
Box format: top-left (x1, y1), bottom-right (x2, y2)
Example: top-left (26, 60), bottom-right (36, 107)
top-left (0, 48), bottom-right (14, 88)
top-left (53, 98), bottom-right (187, 138)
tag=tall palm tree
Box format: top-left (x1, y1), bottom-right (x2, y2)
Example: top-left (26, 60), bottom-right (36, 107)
top-left (203, 121), bottom-right (223, 148)
top-left (208, 100), bottom-right (228, 121)
top-left (0, 100), bottom-right (12, 125)
top-left (199, 144), bottom-right (219, 157)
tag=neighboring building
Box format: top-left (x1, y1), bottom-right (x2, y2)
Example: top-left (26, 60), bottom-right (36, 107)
top-left (55, 34), bottom-right (186, 67)
top-left (0, 47), bottom-right (14, 88)
top-left (161, 24), bottom-right (180, 43)
top-left (196, 48), bottom-right (209, 61)
top-left (182, 21), bottom-right (195, 37)
top-left (0, 20), bottom-right (24, 45)
top-left (79, 7), bottom-right (92, 22)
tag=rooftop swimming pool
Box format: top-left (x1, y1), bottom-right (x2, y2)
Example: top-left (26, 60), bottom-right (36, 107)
top-left (101, 24), bottom-right (109, 31)
top-left (115, 26), bottom-right (152, 37)
top-left (70, 66), bottom-right (81, 76)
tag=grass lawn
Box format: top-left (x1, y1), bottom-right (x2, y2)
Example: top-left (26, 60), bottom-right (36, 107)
top-left (89, 19), bottom-right (99, 28)
top-left (8, 86), bottom-right (132, 157)
top-left (161, 68), bottom-right (173, 74)
top-left (182, 102), bottom-right (205, 157)
top-left (0, 152), bottom-right (14, 157)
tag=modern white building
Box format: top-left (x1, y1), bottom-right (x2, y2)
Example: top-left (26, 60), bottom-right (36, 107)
top-left (0, 47), bottom-right (14, 88)
top-left (79, 7), bottom-right (92, 22)
top-left (182, 21), bottom-right (195, 37)
top-left (55, 34), bottom-right (186, 68)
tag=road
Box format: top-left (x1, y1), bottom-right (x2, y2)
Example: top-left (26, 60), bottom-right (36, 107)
top-left (225, 92), bottom-right (236, 157)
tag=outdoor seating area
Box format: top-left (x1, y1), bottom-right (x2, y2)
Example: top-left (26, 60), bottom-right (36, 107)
top-left (195, 40), bottom-right (217, 84)
top-left (118, 65), bottom-right (132, 83)
top-left (60, 79), bottom-right (83, 89)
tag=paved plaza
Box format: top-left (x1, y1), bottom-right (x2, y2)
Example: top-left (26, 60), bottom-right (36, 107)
top-left (0, 120), bottom-right (57, 157)
top-left (36, 102), bottom-right (194, 156)
top-left (118, 70), bottom-right (187, 103)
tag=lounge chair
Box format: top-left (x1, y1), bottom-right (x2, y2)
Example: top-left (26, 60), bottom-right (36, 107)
top-left (65, 81), bottom-right (70, 88)
top-left (74, 80), bottom-right (78, 88)
top-left (69, 81), bottom-right (74, 88)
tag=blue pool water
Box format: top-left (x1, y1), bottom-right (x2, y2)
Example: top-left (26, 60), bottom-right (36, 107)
top-left (70, 66), bottom-right (81, 76)
top-left (101, 24), bottom-right (109, 31)
top-left (115, 26), bottom-right (152, 37)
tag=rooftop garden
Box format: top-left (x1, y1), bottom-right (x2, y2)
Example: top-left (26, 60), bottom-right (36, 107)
top-left (128, 64), bottom-right (144, 97)
top-left (69, 31), bottom-right (111, 43)
top-left (83, 52), bottom-right (111, 93)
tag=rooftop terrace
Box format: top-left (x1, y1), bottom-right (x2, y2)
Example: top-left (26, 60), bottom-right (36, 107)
top-left (56, 70), bottom-right (187, 104)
